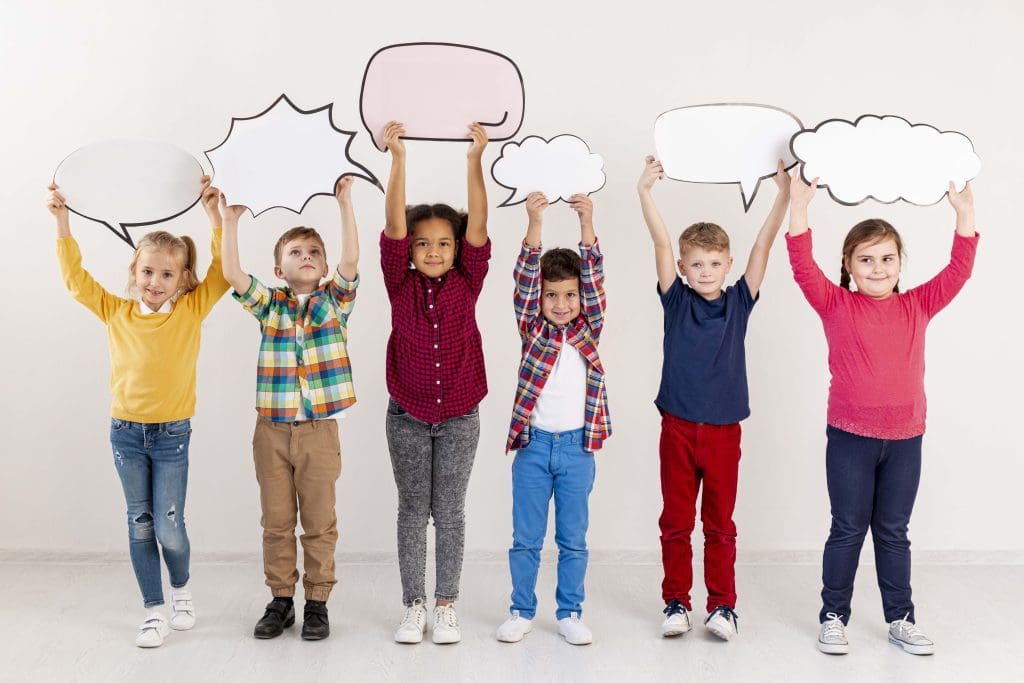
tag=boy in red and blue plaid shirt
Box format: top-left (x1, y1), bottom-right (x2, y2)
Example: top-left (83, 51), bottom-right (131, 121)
top-left (495, 191), bottom-right (610, 647)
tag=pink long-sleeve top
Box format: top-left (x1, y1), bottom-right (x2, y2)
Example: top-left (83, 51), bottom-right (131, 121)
top-left (786, 229), bottom-right (979, 439)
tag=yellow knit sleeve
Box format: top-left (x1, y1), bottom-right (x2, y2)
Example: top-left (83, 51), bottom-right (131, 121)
top-left (185, 227), bottom-right (230, 319)
top-left (56, 236), bottom-right (124, 323)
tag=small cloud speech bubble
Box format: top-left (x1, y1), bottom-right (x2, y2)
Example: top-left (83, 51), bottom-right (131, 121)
top-left (53, 139), bottom-right (204, 248)
top-left (491, 134), bottom-right (605, 207)
top-left (205, 94), bottom-right (380, 216)
top-left (791, 115), bottom-right (981, 206)
top-left (360, 42), bottom-right (525, 152)
top-left (654, 103), bottom-right (802, 211)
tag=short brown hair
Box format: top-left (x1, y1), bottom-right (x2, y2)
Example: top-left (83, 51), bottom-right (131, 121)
top-left (274, 226), bottom-right (326, 265)
top-left (540, 247), bottom-right (581, 282)
top-left (840, 219), bottom-right (905, 292)
top-left (678, 222), bottom-right (730, 255)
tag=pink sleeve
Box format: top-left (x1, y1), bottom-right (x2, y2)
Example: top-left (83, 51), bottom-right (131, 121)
top-left (458, 236), bottom-right (491, 299)
top-left (786, 230), bottom-right (840, 315)
top-left (907, 231), bottom-right (979, 319)
top-left (380, 230), bottom-right (411, 301)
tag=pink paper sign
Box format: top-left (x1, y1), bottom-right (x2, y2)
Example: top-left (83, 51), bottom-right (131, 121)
top-left (360, 42), bottom-right (525, 152)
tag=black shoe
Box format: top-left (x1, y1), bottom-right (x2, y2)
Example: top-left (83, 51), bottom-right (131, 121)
top-left (302, 600), bottom-right (330, 640)
top-left (253, 597), bottom-right (295, 639)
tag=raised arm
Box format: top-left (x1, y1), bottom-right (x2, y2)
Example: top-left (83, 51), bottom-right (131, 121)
top-left (948, 180), bottom-right (976, 238)
top-left (787, 168), bottom-right (818, 237)
top-left (637, 156), bottom-right (677, 294)
top-left (383, 121), bottom-right (408, 240)
top-left (335, 176), bottom-right (359, 281)
top-left (911, 180), bottom-right (979, 317)
top-left (572, 194), bottom-right (605, 337)
top-left (570, 193), bottom-right (596, 246)
top-left (218, 193), bottom-right (252, 295)
top-left (465, 122), bottom-right (489, 247)
top-left (744, 161), bottom-right (791, 298)
top-left (514, 193), bottom-right (548, 336)
top-left (47, 183), bottom-right (71, 239)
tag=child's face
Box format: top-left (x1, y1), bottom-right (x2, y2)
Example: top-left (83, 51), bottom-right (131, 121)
top-left (275, 236), bottom-right (328, 293)
top-left (845, 238), bottom-right (901, 300)
top-left (410, 218), bottom-right (457, 278)
top-left (677, 247), bottom-right (732, 300)
top-left (541, 278), bottom-right (581, 326)
top-left (134, 248), bottom-right (184, 310)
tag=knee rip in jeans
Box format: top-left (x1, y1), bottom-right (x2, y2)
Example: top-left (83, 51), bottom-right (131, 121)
top-left (129, 512), bottom-right (155, 540)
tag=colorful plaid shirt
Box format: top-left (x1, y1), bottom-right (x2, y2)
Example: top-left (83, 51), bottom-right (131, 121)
top-left (233, 268), bottom-right (358, 421)
top-left (506, 240), bottom-right (611, 453)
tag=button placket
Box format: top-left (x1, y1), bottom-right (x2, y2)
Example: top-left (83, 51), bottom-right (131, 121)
top-left (425, 278), bottom-right (442, 410)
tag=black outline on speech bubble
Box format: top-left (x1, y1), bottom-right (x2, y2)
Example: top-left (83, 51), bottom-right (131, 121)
top-left (204, 93), bottom-right (382, 218)
top-left (490, 134), bottom-right (607, 208)
top-left (359, 42), bottom-right (526, 152)
top-left (53, 142), bottom-right (204, 250)
top-left (655, 103), bottom-right (802, 212)
top-left (790, 114), bottom-right (980, 207)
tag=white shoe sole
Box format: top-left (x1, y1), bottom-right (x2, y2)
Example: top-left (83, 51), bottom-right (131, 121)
top-left (705, 620), bottom-right (735, 641)
top-left (888, 634), bottom-right (934, 655)
top-left (560, 634), bottom-right (593, 646)
top-left (818, 640), bottom-right (849, 655)
top-left (169, 617), bottom-right (195, 631)
top-left (432, 630), bottom-right (461, 644)
top-left (660, 623), bottom-right (692, 637)
top-left (497, 623), bottom-right (532, 643)
top-left (394, 629), bottom-right (425, 644)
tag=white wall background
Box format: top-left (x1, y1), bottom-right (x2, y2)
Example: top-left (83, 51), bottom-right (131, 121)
top-left (1, 0), bottom-right (1020, 558)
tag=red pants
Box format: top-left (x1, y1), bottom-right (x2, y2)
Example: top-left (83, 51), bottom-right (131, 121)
top-left (659, 412), bottom-right (741, 612)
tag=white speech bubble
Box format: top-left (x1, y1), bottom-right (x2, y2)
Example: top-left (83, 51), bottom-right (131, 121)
top-left (654, 104), bottom-right (802, 211)
top-left (791, 115), bottom-right (981, 206)
top-left (490, 134), bottom-right (605, 207)
top-left (53, 139), bottom-right (204, 248)
top-left (205, 94), bottom-right (380, 216)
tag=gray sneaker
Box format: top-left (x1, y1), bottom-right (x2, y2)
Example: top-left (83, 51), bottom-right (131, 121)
top-left (888, 615), bottom-right (934, 655)
top-left (817, 612), bottom-right (849, 654)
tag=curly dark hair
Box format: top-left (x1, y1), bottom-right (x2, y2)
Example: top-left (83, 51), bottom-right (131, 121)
top-left (540, 247), bottom-right (581, 282)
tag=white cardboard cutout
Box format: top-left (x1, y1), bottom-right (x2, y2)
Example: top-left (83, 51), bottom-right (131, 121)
top-left (205, 94), bottom-right (380, 216)
top-left (791, 115), bottom-right (981, 206)
top-left (491, 134), bottom-right (605, 207)
top-left (53, 139), bottom-right (204, 248)
top-left (654, 104), bottom-right (802, 211)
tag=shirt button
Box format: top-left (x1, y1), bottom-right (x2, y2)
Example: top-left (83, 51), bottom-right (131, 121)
top-left (429, 304), bottom-right (434, 309)
top-left (436, 398), bottom-right (441, 403)
top-left (427, 289), bottom-right (432, 293)
top-left (433, 344), bottom-right (438, 349)
top-left (435, 363), bottom-right (440, 368)
top-left (433, 324), bottom-right (438, 328)
top-left (436, 380), bottom-right (440, 385)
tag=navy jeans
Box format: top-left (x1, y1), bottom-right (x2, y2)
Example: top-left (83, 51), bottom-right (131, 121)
top-left (110, 418), bottom-right (192, 608)
top-left (820, 425), bottom-right (922, 625)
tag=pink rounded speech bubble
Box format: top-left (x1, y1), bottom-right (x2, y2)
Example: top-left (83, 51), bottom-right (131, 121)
top-left (360, 42), bottom-right (525, 152)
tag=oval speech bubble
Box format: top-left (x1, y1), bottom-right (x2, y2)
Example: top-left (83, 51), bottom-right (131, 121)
top-left (491, 134), bottom-right (605, 207)
top-left (53, 139), bottom-right (204, 248)
top-left (654, 104), bottom-right (802, 211)
top-left (360, 42), bottom-right (525, 152)
top-left (791, 114), bottom-right (981, 206)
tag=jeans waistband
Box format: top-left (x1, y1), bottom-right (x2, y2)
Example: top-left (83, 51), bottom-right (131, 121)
top-left (529, 426), bottom-right (584, 445)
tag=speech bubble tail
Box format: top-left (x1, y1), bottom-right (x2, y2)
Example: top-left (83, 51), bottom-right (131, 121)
top-left (103, 220), bottom-right (135, 249)
top-left (739, 178), bottom-right (760, 212)
top-left (498, 189), bottom-right (529, 208)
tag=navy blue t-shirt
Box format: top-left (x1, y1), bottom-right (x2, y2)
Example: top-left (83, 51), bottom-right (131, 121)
top-left (655, 276), bottom-right (758, 424)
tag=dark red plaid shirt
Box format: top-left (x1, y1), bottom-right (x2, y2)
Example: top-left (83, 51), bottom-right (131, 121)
top-left (380, 230), bottom-right (491, 423)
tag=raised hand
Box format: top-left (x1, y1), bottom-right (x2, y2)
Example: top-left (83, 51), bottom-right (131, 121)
top-left (467, 122), bottom-right (488, 160)
top-left (46, 183), bottom-right (68, 218)
top-left (218, 193), bottom-right (247, 224)
top-left (569, 193), bottom-right (593, 225)
top-left (789, 167), bottom-right (818, 208)
top-left (200, 175), bottom-right (222, 225)
top-left (947, 180), bottom-right (974, 213)
top-left (638, 155), bottom-right (664, 193)
top-left (525, 192), bottom-right (549, 223)
top-left (335, 176), bottom-right (354, 206)
top-left (773, 159), bottom-right (791, 195)
top-left (383, 121), bottom-right (406, 159)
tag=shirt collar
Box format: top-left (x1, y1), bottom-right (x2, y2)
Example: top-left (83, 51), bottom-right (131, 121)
top-left (139, 299), bottom-right (173, 315)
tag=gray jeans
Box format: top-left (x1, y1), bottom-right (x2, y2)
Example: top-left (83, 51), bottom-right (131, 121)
top-left (386, 398), bottom-right (480, 605)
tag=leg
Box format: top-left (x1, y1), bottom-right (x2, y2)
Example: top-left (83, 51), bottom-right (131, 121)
top-left (386, 400), bottom-right (433, 605)
top-left (871, 435), bottom-right (923, 623)
top-left (431, 407), bottom-right (480, 602)
top-left (150, 420), bottom-right (192, 590)
top-left (294, 420), bottom-right (342, 602)
top-left (508, 438), bottom-right (554, 619)
top-left (552, 435), bottom-right (595, 620)
top-left (699, 422), bottom-right (741, 613)
top-left (253, 418), bottom-right (300, 598)
top-left (658, 414), bottom-right (700, 609)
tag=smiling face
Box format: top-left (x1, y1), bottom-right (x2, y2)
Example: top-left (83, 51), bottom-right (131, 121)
top-left (410, 217), bottom-right (458, 278)
top-left (133, 248), bottom-right (185, 310)
top-left (541, 278), bottom-right (581, 325)
top-left (678, 246), bottom-right (733, 300)
top-left (845, 238), bottom-right (901, 300)
top-left (274, 236), bottom-right (328, 293)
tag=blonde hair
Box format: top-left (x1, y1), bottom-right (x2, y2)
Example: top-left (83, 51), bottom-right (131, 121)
top-left (126, 231), bottom-right (199, 298)
top-left (678, 222), bottom-right (730, 255)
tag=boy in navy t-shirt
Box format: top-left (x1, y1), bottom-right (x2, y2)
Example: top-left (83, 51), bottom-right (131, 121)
top-left (636, 156), bottom-right (790, 641)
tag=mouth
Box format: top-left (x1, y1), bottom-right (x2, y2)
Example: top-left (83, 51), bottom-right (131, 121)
top-left (301, 264), bottom-right (316, 270)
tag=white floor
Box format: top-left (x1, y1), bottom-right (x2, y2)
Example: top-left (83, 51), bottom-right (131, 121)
top-left (1, 555), bottom-right (1021, 682)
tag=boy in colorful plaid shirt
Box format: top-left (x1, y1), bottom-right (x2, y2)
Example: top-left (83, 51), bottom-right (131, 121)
top-left (495, 191), bottom-right (610, 647)
top-left (219, 178), bottom-right (360, 642)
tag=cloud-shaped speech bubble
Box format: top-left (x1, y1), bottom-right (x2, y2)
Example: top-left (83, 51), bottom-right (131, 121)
top-left (654, 104), bottom-right (802, 211)
top-left (53, 139), bottom-right (204, 248)
top-left (360, 42), bottom-right (525, 152)
top-left (791, 115), bottom-right (981, 206)
top-left (205, 94), bottom-right (380, 216)
top-left (490, 134), bottom-right (605, 207)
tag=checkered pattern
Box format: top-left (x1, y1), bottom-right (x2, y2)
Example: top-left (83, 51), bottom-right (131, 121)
top-left (233, 268), bottom-right (358, 421)
top-left (380, 231), bottom-right (491, 424)
top-left (506, 240), bottom-right (611, 453)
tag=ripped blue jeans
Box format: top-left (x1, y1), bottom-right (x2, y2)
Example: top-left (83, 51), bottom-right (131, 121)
top-left (110, 418), bottom-right (192, 607)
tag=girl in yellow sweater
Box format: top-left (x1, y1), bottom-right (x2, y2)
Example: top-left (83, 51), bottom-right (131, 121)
top-left (47, 178), bottom-right (229, 648)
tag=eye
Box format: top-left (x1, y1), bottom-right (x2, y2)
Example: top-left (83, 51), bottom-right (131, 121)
top-left (567, 292), bottom-right (577, 299)
top-left (311, 248), bottom-right (321, 256)
top-left (142, 268), bottom-right (152, 275)
top-left (290, 249), bottom-right (300, 256)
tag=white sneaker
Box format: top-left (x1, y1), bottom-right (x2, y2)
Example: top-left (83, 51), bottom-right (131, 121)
top-left (432, 604), bottom-right (461, 644)
top-left (496, 610), bottom-right (533, 643)
top-left (135, 611), bottom-right (170, 648)
top-left (169, 587), bottom-right (195, 630)
top-left (704, 605), bottom-right (738, 641)
top-left (888, 615), bottom-right (934, 655)
top-left (394, 600), bottom-right (428, 644)
top-left (558, 612), bottom-right (593, 645)
top-left (661, 600), bottom-right (693, 637)
top-left (818, 612), bottom-right (849, 654)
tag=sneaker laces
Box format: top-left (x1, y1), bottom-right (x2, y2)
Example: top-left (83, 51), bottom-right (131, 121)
top-left (893, 614), bottom-right (927, 641)
top-left (822, 613), bottom-right (846, 640)
top-left (401, 602), bottom-right (425, 627)
top-left (436, 605), bottom-right (459, 629)
top-left (708, 605), bottom-right (739, 633)
top-left (663, 600), bottom-right (686, 617)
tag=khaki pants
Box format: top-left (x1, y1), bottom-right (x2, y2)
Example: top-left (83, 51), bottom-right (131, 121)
top-left (253, 416), bottom-right (341, 601)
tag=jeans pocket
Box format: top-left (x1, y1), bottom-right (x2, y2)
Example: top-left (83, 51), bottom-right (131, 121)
top-left (387, 398), bottom-right (408, 417)
top-left (164, 419), bottom-right (192, 438)
top-left (110, 418), bottom-right (129, 433)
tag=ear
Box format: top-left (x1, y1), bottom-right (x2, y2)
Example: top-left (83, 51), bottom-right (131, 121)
top-left (273, 265), bottom-right (285, 280)
top-left (725, 255), bottom-right (734, 272)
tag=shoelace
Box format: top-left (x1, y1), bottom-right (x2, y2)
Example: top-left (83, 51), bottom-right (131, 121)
top-left (401, 605), bottom-right (425, 627)
top-left (436, 606), bottom-right (459, 628)
top-left (893, 614), bottom-right (926, 641)
top-left (663, 600), bottom-right (686, 617)
top-left (709, 605), bottom-right (739, 633)
top-left (821, 613), bottom-right (846, 641)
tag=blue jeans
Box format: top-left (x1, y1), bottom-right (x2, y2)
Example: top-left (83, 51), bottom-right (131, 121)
top-left (110, 418), bottom-right (192, 608)
top-left (821, 425), bottom-right (922, 625)
top-left (508, 428), bottom-right (595, 620)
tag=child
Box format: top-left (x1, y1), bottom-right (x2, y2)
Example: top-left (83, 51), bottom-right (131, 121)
top-left (380, 120), bottom-right (490, 645)
top-left (637, 156), bottom-right (790, 640)
top-left (48, 177), bottom-right (228, 648)
top-left (787, 174), bottom-right (978, 656)
top-left (495, 191), bottom-right (610, 646)
top-left (219, 177), bottom-right (360, 642)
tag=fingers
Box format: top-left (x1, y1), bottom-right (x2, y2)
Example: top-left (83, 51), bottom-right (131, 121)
top-left (777, 159), bottom-right (785, 173)
top-left (48, 183), bottom-right (58, 191)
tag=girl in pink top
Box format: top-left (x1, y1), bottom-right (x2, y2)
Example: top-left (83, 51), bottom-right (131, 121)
top-left (786, 172), bottom-right (978, 657)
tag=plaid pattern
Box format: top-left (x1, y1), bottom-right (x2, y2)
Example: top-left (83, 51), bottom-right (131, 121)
top-left (233, 268), bottom-right (358, 421)
top-left (380, 231), bottom-right (491, 424)
top-left (506, 240), bottom-right (611, 453)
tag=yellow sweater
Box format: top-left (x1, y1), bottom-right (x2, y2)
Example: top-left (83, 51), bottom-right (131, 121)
top-left (57, 229), bottom-right (229, 422)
